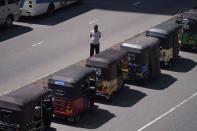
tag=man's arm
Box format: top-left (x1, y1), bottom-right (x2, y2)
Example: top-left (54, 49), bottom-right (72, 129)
top-left (90, 32), bottom-right (92, 38)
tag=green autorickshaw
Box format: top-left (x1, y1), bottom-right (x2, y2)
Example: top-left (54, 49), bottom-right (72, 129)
top-left (176, 8), bottom-right (197, 50)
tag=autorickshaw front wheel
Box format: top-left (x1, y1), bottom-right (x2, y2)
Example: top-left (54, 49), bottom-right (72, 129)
top-left (68, 115), bottom-right (80, 123)
top-left (74, 115), bottom-right (80, 122)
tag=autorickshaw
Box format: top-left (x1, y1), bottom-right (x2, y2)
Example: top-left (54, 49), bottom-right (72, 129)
top-left (86, 48), bottom-right (127, 101)
top-left (0, 85), bottom-right (53, 131)
top-left (120, 34), bottom-right (161, 84)
top-left (176, 8), bottom-right (197, 49)
top-left (48, 65), bottom-right (96, 123)
top-left (146, 21), bottom-right (182, 67)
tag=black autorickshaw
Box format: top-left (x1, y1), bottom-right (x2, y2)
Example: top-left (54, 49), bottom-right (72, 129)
top-left (48, 65), bottom-right (96, 123)
top-left (0, 85), bottom-right (53, 131)
top-left (176, 8), bottom-right (197, 49)
top-left (120, 34), bottom-right (161, 84)
top-left (86, 48), bottom-right (127, 101)
top-left (146, 21), bottom-right (182, 67)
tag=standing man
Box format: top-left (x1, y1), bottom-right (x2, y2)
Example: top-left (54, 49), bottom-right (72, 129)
top-left (90, 25), bottom-right (101, 56)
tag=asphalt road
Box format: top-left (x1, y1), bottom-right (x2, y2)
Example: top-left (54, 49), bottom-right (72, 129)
top-left (0, 0), bottom-right (197, 131)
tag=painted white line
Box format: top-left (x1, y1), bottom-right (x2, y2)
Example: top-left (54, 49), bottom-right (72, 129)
top-left (137, 92), bottom-right (197, 131)
top-left (32, 41), bottom-right (44, 47)
top-left (133, 1), bottom-right (141, 6)
top-left (89, 19), bottom-right (98, 25)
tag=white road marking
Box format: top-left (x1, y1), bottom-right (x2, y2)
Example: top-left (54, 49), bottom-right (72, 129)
top-left (137, 92), bottom-right (197, 131)
top-left (133, 1), bottom-right (141, 6)
top-left (89, 19), bottom-right (98, 25)
top-left (32, 41), bottom-right (44, 47)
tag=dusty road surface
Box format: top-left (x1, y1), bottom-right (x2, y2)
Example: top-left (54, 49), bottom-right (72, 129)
top-left (0, 0), bottom-right (197, 131)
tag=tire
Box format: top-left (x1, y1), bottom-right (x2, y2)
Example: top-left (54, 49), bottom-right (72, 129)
top-left (76, 0), bottom-right (83, 4)
top-left (5, 15), bottom-right (13, 28)
top-left (44, 120), bottom-right (51, 128)
top-left (68, 115), bottom-right (80, 123)
top-left (119, 78), bottom-right (124, 88)
top-left (74, 115), bottom-right (80, 122)
top-left (108, 92), bottom-right (116, 102)
top-left (68, 117), bottom-right (75, 123)
top-left (142, 76), bottom-right (148, 85)
top-left (167, 59), bottom-right (173, 68)
top-left (46, 3), bottom-right (55, 16)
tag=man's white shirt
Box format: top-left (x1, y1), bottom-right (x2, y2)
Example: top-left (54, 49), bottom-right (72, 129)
top-left (90, 30), bottom-right (101, 45)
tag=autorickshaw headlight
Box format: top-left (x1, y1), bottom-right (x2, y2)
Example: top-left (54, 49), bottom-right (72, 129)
top-left (182, 18), bottom-right (189, 24)
top-left (52, 97), bottom-right (55, 102)
top-left (128, 55), bottom-right (130, 60)
top-left (15, 124), bottom-right (20, 131)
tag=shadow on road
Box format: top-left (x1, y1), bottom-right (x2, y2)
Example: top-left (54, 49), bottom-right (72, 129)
top-left (0, 25), bottom-right (33, 42)
top-left (48, 127), bottom-right (57, 131)
top-left (53, 105), bottom-right (115, 129)
top-left (145, 73), bottom-right (177, 90)
top-left (126, 73), bottom-right (177, 90)
top-left (19, 3), bottom-right (90, 26)
top-left (95, 86), bottom-right (146, 107)
top-left (180, 48), bottom-right (197, 54)
top-left (166, 57), bottom-right (197, 73)
top-left (18, 0), bottom-right (197, 26)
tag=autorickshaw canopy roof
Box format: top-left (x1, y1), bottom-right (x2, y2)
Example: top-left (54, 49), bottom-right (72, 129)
top-left (177, 8), bottom-right (197, 22)
top-left (86, 48), bottom-right (127, 68)
top-left (146, 21), bottom-right (181, 38)
top-left (121, 34), bottom-right (160, 53)
top-left (0, 85), bottom-right (51, 111)
top-left (49, 65), bottom-right (95, 87)
top-left (0, 96), bottom-right (24, 111)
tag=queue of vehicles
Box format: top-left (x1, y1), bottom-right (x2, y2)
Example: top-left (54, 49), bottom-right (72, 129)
top-left (0, 6), bottom-right (197, 131)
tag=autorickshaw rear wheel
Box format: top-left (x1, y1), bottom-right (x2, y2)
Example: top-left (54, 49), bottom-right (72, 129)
top-left (118, 76), bottom-right (125, 90)
top-left (108, 92), bottom-right (116, 102)
top-left (44, 120), bottom-right (51, 129)
top-left (143, 77), bottom-right (148, 85)
top-left (119, 79), bottom-right (125, 88)
top-left (167, 59), bottom-right (173, 68)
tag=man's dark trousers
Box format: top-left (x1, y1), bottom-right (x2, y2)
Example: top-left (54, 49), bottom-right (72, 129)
top-left (90, 44), bottom-right (100, 56)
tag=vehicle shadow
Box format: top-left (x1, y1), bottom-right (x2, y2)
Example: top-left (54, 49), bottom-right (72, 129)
top-left (126, 73), bottom-right (177, 90)
top-left (18, 0), bottom-right (197, 26)
top-left (19, 3), bottom-right (91, 26)
top-left (95, 86), bottom-right (146, 107)
top-left (48, 127), bottom-right (57, 131)
top-left (0, 25), bottom-right (33, 42)
top-left (145, 73), bottom-right (177, 90)
top-left (165, 57), bottom-right (197, 73)
top-left (53, 105), bottom-right (115, 129)
top-left (180, 48), bottom-right (197, 54)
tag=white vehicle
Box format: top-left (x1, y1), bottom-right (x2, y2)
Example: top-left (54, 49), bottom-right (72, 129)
top-left (19, 0), bottom-right (82, 16)
top-left (0, 0), bottom-right (20, 27)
